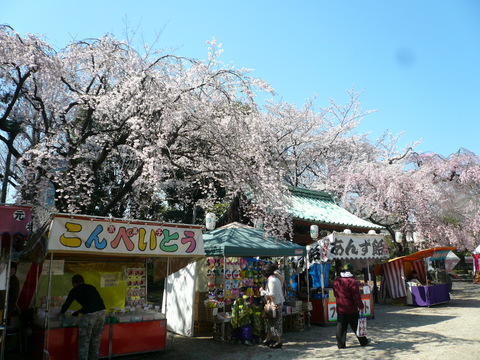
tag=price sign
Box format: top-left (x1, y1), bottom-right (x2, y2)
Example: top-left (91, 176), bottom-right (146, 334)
top-left (361, 297), bottom-right (371, 317)
top-left (327, 302), bottom-right (337, 322)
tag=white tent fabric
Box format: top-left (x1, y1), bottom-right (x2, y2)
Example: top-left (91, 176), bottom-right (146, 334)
top-left (445, 251), bottom-right (460, 274)
top-left (473, 244), bottom-right (480, 254)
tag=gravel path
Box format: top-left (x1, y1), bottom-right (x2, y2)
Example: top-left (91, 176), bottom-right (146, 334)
top-left (124, 280), bottom-right (480, 360)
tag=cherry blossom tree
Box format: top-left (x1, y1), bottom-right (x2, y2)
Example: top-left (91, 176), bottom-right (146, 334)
top-left (409, 149), bottom-right (480, 251)
top-left (1, 26), bottom-right (291, 233)
top-left (320, 144), bottom-right (480, 253)
top-left (267, 91), bottom-right (480, 253)
top-left (264, 88), bottom-right (375, 189)
top-left (3, 26), bottom-right (479, 253)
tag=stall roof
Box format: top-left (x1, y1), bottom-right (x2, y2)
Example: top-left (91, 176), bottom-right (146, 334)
top-left (203, 222), bottom-right (306, 257)
top-left (389, 247), bottom-right (457, 263)
top-left (285, 187), bottom-right (384, 230)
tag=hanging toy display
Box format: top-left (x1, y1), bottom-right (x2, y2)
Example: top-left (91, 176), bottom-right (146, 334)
top-left (203, 256), bottom-right (296, 313)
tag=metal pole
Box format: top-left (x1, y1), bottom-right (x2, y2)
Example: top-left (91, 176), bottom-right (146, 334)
top-left (367, 258), bottom-right (371, 283)
top-left (0, 238), bottom-right (13, 360)
top-left (320, 240), bottom-right (325, 297)
top-left (164, 257), bottom-right (173, 350)
top-left (165, 257), bottom-right (170, 316)
top-left (320, 262), bottom-right (324, 296)
top-left (42, 253), bottom-right (54, 360)
top-left (305, 247), bottom-right (311, 327)
top-left (145, 258), bottom-right (148, 304)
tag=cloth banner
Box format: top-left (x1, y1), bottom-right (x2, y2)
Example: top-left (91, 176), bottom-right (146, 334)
top-left (0, 205), bottom-right (32, 258)
top-left (0, 205), bottom-right (32, 236)
top-left (356, 314), bottom-right (367, 337)
top-left (429, 250), bottom-right (451, 261)
top-left (327, 232), bottom-right (389, 260)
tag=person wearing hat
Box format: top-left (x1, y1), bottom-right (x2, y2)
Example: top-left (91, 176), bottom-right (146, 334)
top-left (333, 263), bottom-right (370, 348)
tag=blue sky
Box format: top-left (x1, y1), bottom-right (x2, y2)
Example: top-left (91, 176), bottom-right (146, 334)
top-left (3, 0), bottom-right (480, 157)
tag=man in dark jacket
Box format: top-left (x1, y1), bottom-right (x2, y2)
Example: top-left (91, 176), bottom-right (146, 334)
top-left (60, 274), bottom-right (106, 360)
top-left (333, 263), bottom-right (370, 348)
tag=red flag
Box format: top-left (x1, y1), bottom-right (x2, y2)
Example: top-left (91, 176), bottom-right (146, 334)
top-left (18, 263), bottom-right (43, 312)
top-left (473, 254), bottom-right (480, 272)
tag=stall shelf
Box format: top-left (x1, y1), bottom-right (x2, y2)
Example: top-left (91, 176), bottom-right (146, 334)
top-left (22, 213), bottom-right (204, 360)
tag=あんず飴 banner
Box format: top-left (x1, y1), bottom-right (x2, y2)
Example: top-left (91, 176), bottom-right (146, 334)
top-left (326, 232), bottom-right (388, 260)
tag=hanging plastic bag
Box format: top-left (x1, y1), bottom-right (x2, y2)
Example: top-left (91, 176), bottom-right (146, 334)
top-left (262, 302), bottom-right (278, 319)
top-left (356, 311), bottom-right (367, 337)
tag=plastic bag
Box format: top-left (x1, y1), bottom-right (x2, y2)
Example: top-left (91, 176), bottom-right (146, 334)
top-left (262, 302), bottom-right (278, 319)
top-left (356, 313), bottom-right (367, 337)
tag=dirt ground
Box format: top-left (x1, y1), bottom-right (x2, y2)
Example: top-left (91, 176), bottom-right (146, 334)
top-left (122, 280), bottom-right (480, 360)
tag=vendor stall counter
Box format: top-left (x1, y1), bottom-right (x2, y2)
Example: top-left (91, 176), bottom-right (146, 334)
top-left (32, 315), bottom-right (167, 359)
top-left (406, 283), bottom-right (450, 307)
top-left (23, 213), bottom-right (205, 359)
top-left (308, 291), bottom-right (374, 325)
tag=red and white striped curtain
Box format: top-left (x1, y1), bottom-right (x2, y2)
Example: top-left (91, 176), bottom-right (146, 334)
top-left (410, 260), bottom-right (427, 284)
top-left (381, 260), bottom-right (407, 299)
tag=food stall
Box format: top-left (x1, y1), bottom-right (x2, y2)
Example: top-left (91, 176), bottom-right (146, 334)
top-left (379, 247), bottom-right (456, 307)
top-left (0, 205), bottom-right (32, 358)
top-left (22, 213), bottom-right (204, 360)
top-left (306, 231), bottom-right (389, 325)
top-left (164, 222), bottom-right (306, 340)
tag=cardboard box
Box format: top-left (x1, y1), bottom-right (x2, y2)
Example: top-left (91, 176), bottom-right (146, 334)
top-left (193, 321), bottom-right (213, 334)
top-left (194, 302), bottom-right (207, 321)
top-left (286, 301), bottom-right (303, 307)
top-left (195, 292), bottom-right (208, 304)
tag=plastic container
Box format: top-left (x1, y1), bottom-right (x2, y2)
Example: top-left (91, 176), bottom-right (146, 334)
top-left (142, 311), bottom-right (155, 321)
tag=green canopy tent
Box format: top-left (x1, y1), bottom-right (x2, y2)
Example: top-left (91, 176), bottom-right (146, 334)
top-left (165, 222), bottom-right (307, 336)
top-left (203, 222), bottom-right (306, 257)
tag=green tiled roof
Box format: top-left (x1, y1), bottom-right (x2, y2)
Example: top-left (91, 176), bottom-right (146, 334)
top-left (285, 187), bottom-right (384, 230)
